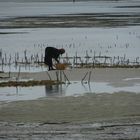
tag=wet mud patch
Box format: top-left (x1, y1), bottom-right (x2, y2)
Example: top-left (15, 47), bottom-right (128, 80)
top-left (0, 31), bottom-right (28, 34)
top-left (1, 12), bottom-right (140, 28)
top-left (0, 92), bottom-right (140, 123)
top-left (0, 81), bottom-right (140, 102)
top-left (0, 92), bottom-right (140, 139)
top-left (0, 121), bottom-right (140, 140)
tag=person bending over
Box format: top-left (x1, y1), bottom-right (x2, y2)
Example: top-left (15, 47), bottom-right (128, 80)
top-left (44, 47), bottom-right (65, 71)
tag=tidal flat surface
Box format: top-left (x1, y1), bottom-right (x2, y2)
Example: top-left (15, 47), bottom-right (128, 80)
top-left (0, 92), bottom-right (140, 140)
top-left (0, 0), bottom-right (140, 72)
top-left (0, 81), bottom-right (140, 102)
top-left (0, 1), bottom-right (140, 139)
top-left (0, 68), bottom-right (140, 102)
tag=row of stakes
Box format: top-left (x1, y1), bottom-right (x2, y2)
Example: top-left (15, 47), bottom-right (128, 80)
top-left (0, 50), bottom-right (140, 72)
top-left (0, 63), bottom-right (92, 85)
top-left (46, 70), bottom-right (92, 84)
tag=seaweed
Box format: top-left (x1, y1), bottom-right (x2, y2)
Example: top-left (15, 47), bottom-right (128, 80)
top-left (0, 80), bottom-right (63, 87)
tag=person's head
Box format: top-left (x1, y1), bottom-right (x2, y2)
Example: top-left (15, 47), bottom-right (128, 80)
top-left (59, 48), bottom-right (65, 55)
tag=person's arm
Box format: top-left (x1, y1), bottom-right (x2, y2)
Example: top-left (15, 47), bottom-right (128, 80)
top-left (53, 48), bottom-right (61, 63)
top-left (55, 57), bottom-right (60, 63)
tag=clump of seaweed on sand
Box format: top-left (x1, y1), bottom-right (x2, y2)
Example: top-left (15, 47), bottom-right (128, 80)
top-left (0, 80), bottom-right (63, 87)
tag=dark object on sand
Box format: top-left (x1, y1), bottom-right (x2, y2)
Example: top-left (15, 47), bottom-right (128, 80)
top-left (44, 47), bottom-right (65, 71)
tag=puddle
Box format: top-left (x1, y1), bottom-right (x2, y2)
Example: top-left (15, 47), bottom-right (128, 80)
top-left (0, 81), bottom-right (140, 102)
top-left (123, 77), bottom-right (140, 81)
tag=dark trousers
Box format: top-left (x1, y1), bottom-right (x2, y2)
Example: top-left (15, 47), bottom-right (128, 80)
top-left (44, 57), bottom-right (53, 70)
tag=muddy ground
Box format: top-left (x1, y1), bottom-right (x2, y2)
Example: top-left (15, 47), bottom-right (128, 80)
top-left (0, 68), bottom-right (140, 139)
top-left (0, 92), bottom-right (140, 139)
top-left (1, 68), bottom-right (140, 85)
top-left (1, 13), bottom-right (140, 28)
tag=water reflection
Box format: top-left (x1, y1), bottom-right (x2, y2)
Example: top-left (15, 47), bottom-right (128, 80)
top-left (44, 82), bottom-right (92, 97)
top-left (0, 81), bottom-right (140, 102)
top-left (81, 82), bottom-right (92, 93)
top-left (45, 84), bottom-right (65, 97)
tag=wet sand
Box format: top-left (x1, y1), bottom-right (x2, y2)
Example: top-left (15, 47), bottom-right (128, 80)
top-left (2, 68), bottom-right (140, 86)
top-left (0, 68), bottom-right (140, 139)
top-left (0, 93), bottom-right (140, 139)
top-left (0, 0), bottom-right (140, 138)
top-left (1, 12), bottom-right (140, 28)
top-left (0, 92), bottom-right (140, 139)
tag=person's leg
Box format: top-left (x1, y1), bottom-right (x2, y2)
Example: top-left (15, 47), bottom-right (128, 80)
top-left (48, 58), bottom-right (54, 71)
top-left (44, 57), bottom-right (53, 70)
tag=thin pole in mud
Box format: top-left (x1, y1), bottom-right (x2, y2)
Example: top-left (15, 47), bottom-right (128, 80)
top-left (17, 66), bottom-right (21, 81)
top-left (75, 52), bottom-right (77, 68)
top-left (0, 49), bottom-right (2, 60)
top-left (46, 71), bottom-right (52, 80)
top-left (4, 53), bottom-right (7, 64)
top-left (1, 58), bottom-right (4, 72)
top-left (81, 72), bottom-right (88, 83)
top-left (81, 71), bottom-right (92, 84)
top-left (59, 70), bottom-right (62, 82)
top-left (9, 70), bottom-right (11, 78)
top-left (56, 71), bottom-right (59, 81)
top-left (88, 71), bottom-right (92, 84)
top-left (56, 70), bottom-right (62, 82)
top-left (62, 71), bottom-right (70, 84)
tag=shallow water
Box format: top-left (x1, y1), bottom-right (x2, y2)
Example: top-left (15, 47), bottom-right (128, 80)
top-left (0, 0), bottom-right (140, 72)
top-left (0, 81), bottom-right (140, 102)
top-left (0, 27), bottom-right (140, 72)
top-left (0, 1), bottom-right (140, 19)
top-left (0, 1), bottom-right (140, 101)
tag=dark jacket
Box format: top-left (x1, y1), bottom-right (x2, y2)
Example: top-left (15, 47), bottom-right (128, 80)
top-left (44, 47), bottom-right (60, 65)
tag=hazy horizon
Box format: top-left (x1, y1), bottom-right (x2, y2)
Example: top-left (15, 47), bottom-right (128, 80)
top-left (0, 0), bottom-right (122, 2)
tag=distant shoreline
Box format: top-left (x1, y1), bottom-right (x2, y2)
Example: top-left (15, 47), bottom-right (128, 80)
top-left (1, 13), bottom-right (140, 28)
top-left (0, 0), bottom-right (123, 2)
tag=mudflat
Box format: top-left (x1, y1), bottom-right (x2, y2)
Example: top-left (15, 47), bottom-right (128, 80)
top-left (3, 67), bottom-right (140, 83)
top-left (0, 68), bottom-right (140, 139)
top-left (0, 93), bottom-right (140, 139)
